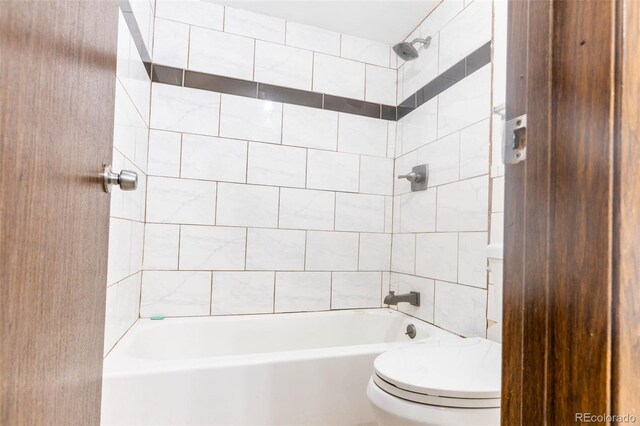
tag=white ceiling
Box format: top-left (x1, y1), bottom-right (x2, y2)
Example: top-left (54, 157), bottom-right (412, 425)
top-left (207, 0), bottom-right (440, 44)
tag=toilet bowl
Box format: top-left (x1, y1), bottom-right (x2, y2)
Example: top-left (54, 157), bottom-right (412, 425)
top-left (367, 337), bottom-right (501, 426)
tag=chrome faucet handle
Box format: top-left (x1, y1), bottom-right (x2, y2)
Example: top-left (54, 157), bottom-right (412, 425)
top-left (397, 172), bottom-right (423, 182)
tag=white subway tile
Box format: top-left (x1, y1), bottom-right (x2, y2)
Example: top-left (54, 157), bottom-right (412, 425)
top-left (416, 133), bottom-right (460, 187)
top-left (107, 218), bottom-right (132, 286)
top-left (181, 134), bottom-right (247, 183)
top-left (155, 0), bottom-right (224, 29)
top-left (153, 18), bottom-right (189, 68)
top-left (285, 22), bottom-right (340, 56)
top-left (391, 233), bottom-right (415, 274)
top-left (439, 0), bottom-right (492, 72)
top-left (114, 273), bottom-right (142, 338)
top-left (179, 225), bottom-right (246, 270)
top-left (306, 150), bottom-right (360, 192)
top-left (419, 0), bottom-right (464, 37)
top-left (216, 183), bottom-right (279, 228)
top-left (212, 272), bottom-right (274, 315)
top-left (188, 27), bottom-right (254, 80)
top-left (400, 97), bottom-right (438, 154)
top-left (140, 271), bottom-right (212, 317)
top-left (397, 274), bottom-right (435, 323)
top-left (313, 53), bottom-right (365, 100)
top-left (146, 176), bottom-right (216, 225)
top-left (151, 84), bottom-right (220, 136)
top-left (415, 233), bottom-right (458, 282)
top-left (335, 193), bottom-right (385, 232)
top-left (282, 104), bottom-right (338, 151)
top-left (148, 130), bottom-right (181, 177)
top-left (247, 143), bottom-right (306, 188)
top-left (365, 65), bottom-right (397, 105)
top-left (246, 228), bottom-right (306, 270)
top-left (438, 65), bottom-right (491, 137)
top-left (387, 121), bottom-right (396, 158)
top-left (332, 272), bottom-right (381, 309)
top-left (275, 272), bottom-right (332, 312)
top-left (224, 7), bottom-right (285, 43)
top-left (305, 231), bottom-right (359, 271)
top-left (490, 212), bottom-right (504, 245)
top-left (129, 221), bottom-right (145, 274)
top-left (254, 41), bottom-right (313, 90)
top-left (491, 177), bottom-right (505, 213)
top-left (103, 284), bottom-right (118, 354)
top-left (338, 113), bottom-right (388, 157)
top-left (436, 176), bottom-right (489, 231)
top-left (113, 81), bottom-right (147, 164)
top-left (279, 188), bottom-right (335, 231)
top-left (400, 33), bottom-right (440, 100)
top-left (399, 190), bottom-right (437, 233)
top-left (359, 233), bottom-right (392, 271)
top-left (359, 155), bottom-right (394, 195)
top-left (434, 281), bottom-right (487, 337)
top-left (219, 95), bottom-right (283, 144)
top-left (143, 224), bottom-right (180, 270)
top-left (458, 232), bottom-right (488, 288)
top-left (459, 119), bottom-right (490, 179)
top-left (340, 35), bottom-right (390, 67)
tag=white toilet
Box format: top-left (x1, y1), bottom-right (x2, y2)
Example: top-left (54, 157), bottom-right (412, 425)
top-left (367, 337), bottom-right (501, 426)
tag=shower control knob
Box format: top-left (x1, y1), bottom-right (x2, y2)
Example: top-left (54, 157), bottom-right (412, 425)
top-left (102, 164), bottom-right (138, 193)
top-left (397, 171), bottom-right (424, 182)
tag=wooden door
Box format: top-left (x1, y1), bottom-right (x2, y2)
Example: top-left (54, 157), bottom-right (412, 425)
top-left (0, 1), bottom-right (118, 424)
top-left (502, 0), bottom-right (640, 424)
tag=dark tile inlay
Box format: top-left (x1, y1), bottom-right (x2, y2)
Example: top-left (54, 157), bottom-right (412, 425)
top-left (381, 105), bottom-right (398, 121)
top-left (119, 0), bottom-right (151, 63)
top-left (185, 71), bottom-right (257, 97)
top-left (466, 41), bottom-right (492, 75)
top-left (397, 94), bottom-right (417, 120)
top-left (152, 64), bottom-right (183, 86)
top-left (323, 95), bottom-right (381, 119)
top-left (416, 75), bottom-right (456, 107)
top-left (258, 84), bottom-right (322, 108)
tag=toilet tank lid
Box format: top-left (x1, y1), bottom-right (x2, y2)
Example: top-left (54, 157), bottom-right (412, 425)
top-left (373, 337), bottom-right (501, 400)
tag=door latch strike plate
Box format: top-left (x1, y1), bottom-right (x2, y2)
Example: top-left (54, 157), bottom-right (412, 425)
top-left (503, 114), bottom-right (527, 165)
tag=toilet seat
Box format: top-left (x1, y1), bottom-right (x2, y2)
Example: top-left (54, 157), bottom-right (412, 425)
top-left (372, 337), bottom-right (501, 409)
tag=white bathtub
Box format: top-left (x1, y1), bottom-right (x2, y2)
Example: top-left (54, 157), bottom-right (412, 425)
top-left (101, 308), bottom-right (458, 426)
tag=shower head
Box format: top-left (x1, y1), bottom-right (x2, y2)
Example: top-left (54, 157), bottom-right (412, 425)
top-left (392, 37), bottom-right (432, 61)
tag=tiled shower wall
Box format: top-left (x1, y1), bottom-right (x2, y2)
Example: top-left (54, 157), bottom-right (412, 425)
top-left (140, 2), bottom-right (398, 317)
top-left (104, 3), bottom-right (153, 355)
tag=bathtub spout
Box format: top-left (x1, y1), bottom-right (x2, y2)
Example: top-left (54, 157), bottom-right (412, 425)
top-left (383, 291), bottom-right (420, 307)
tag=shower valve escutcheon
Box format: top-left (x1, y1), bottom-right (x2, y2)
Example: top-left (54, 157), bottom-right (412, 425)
top-left (397, 164), bottom-right (428, 191)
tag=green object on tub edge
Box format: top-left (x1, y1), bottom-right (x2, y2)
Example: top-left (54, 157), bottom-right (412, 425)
top-left (150, 316), bottom-right (165, 320)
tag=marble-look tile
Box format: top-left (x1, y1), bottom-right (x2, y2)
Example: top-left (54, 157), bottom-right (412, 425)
top-left (155, 0), bottom-right (224, 30)
top-left (140, 271), bottom-right (212, 317)
top-left (391, 233), bottom-right (415, 274)
top-left (398, 190), bottom-right (437, 233)
top-left (285, 22), bottom-right (340, 56)
top-left (103, 284), bottom-right (118, 354)
top-left (119, 29), bottom-right (151, 126)
top-left (439, 0), bottom-right (492, 72)
top-left (211, 272), bottom-right (275, 315)
top-left (179, 225), bottom-right (246, 270)
top-left (113, 81), bottom-right (147, 165)
top-left (116, 12), bottom-right (130, 82)
top-left (113, 273), bottom-right (142, 344)
top-left (365, 65), bottom-right (397, 105)
top-left (150, 83), bottom-right (220, 136)
top-left (181, 134), bottom-right (247, 183)
top-left (492, 177), bottom-right (505, 213)
top-left (397, 274), bottom-right (435, 323)
top-left (401, 34), bottom-right (440, 100)
top-left (419, 0), bottom-right (464, 37)
top-left (487, 281), bottom-right (502, 324)
top-left (434, 281), bottom-right (487, 337)
top-left (129, 221), bottom-right (145, 274)
top-left (340, 35), bottom-right (390, 67)
top-left (143, 223), bottom-right (180, 270)
top-left (492, 0), bottom-right (508, 107)
top-left (459, 119), bottom-right (490, 179)
top-left (491, 212), bottom-right (504, 245)
top-left (216, 183), bottom-right (279, 228)
top-left (338, 113), bottom-right (388, 157)
top-left (246, 228), bottom-right (306, 270)
top-left (415, 233), bottom-right (459, 282)
top-left (224, 7), bottom-right (285, 43)
top-left (437, 65), bottom-right (491, 137)
top-left (332, 272), bottom-right (382, 309)
top-left (436, 176), bottom-right (489, 231)
top-left (313, 53), bottom-right (365, 100)
top-left (146, 176), bottom-right (216, 225)
top-left (275, 272), bottom-right (332, 312)
top-left (278, 188), bottom-right (335, 231)
top-left (254, 41), bottom-right (313, 90)
top-left (219, 94), bottom-right (283, 144)
top-left (359, 155), bottom-right (394, 196)
top-left (148, 130), bottom-right (181, 177)
top-left (384, 196), bottom-right (393, 233)
top-left (305, 231), bottom-right (359, 271)
top-left (106, 218), bottom-right (132, 286)
top-left (335, 193), bottom-right (385, 232)
top-left (387, 122), bottom-right (396, 158)
top-left (381, 272), bottom-right (392, 306)
top-left (153, 18), bottom-right (189, 68)
top-left (306, 150), bottom-right (360, 192)
top-left (188, 27), bottom-right (255, 80)
top-left (359, 233), bottom-right (392, 271)
top-left (281, 104), bottom-right (338, 151)
top-left (247, 143), bottom-right (306, 188)
top-left (130, 0), bottom-right (154, 57)
top-left (416, 133), bottom-right (460, 187)
top-left (400, 97), bottom-right (438, 155)
top-left (458, 232), bottom-right (488, 288)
